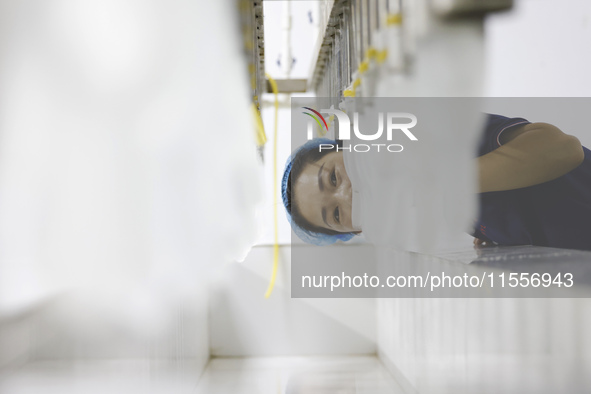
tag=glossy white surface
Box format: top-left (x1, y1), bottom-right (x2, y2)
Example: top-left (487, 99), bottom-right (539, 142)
top-left (0, 359), bottom-right (202, 394)
top-left (0, 357), bottom-right (402, 394)
top-left (197, 357), bottom-right (403, 394)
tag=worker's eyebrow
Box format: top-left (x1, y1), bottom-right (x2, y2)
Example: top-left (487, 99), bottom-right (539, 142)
top-left (321, 207), bottom-right (330, 228)
top-left (318, 162), bottom-right (325, 191)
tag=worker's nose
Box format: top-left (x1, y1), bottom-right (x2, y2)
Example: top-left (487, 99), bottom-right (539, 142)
top-left (335, 180), bottom-right (352, 213)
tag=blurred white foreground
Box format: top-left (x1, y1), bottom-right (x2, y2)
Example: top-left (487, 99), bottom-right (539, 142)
top-left (0, 0), bottom-right (260, 374)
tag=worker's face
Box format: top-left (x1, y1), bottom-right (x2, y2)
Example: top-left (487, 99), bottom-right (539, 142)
top-left (293, 151), bottom-right (356, 233)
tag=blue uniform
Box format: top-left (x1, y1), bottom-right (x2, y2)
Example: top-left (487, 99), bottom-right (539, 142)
top-left (472, 114), bottom-right (591, 251)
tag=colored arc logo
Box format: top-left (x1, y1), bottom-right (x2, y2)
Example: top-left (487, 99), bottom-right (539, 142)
top-left (302, 107), bottom-right (328, 132)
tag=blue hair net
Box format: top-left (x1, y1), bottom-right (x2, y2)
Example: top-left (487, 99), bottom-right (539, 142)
top-left (281, 138), bottom-right (355, 246)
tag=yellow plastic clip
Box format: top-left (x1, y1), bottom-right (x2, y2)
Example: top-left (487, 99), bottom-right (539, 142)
top-left (327, 114), bottom-right (335, 129)
top-left (353, 78), bottom-right (361, 89)
top-left (358, 60), bottom-right (369, 74)
top-left (366, 47), bottom-right (378, 60)
top-left (376, 50), bottom-right (388, 64)
top-left (386, 13), bottom-right (402, 26)
top-left (251, 103), bottom-right (267, 147)
top-left (344, 89), bottom-right (356, 97)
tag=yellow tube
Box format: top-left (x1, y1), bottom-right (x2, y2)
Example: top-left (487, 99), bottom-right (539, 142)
top-left (265, 73), bottom-right (280, 298)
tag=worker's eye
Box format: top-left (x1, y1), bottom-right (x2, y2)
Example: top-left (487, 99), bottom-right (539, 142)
top-left (330, 169), bottom-right (337, 186)
top-left (334, 206), bottom-right (340, 223)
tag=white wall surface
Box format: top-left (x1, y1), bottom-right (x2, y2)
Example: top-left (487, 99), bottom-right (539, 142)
top-left (209, 245), bottom-right (376, 357)
top-left (485, 0), bottom-right (591, 147)
top-left (485, 0), bottom-right (591, 98)
top-left (263, 1), bottom-right (319, 80)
